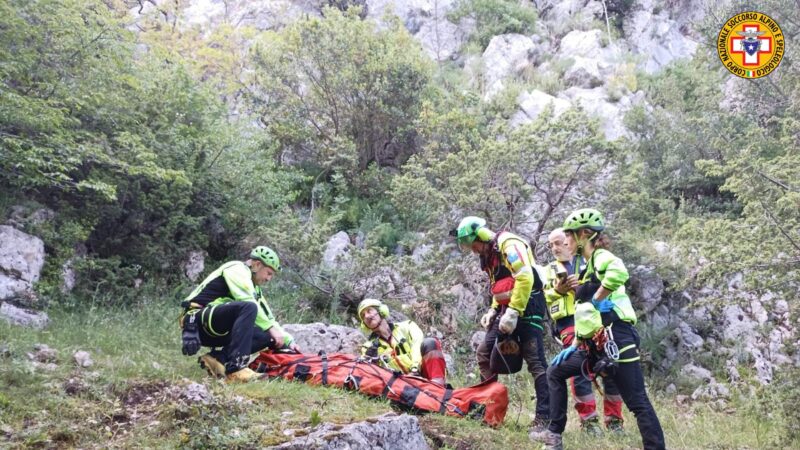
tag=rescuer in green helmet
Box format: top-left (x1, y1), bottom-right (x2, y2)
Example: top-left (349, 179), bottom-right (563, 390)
top-left (180, 246), bottom-right (300, 384)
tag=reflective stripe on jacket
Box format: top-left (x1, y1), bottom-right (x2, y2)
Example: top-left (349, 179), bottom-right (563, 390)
top-left (360, 320), bottom-right (425, 373)
top-left (488, 232), bottom-right (538, 313)
top-left (584, 249), bottom-right (637, 324)
top-left (184, 261), bottom-right (278, 331)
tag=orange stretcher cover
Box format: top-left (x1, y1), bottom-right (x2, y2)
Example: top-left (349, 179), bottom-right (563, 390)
top-left (251, 352), bottom-right (508, 426)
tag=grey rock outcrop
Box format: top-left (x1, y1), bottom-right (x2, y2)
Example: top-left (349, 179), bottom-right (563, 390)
top-left (675, 322), bottom-right (704, 352)
top-left (73, 350), bottom-right (94, 368)
top-left (0, 302), bottom-right (49, 330)
top-left (628, 265), bottom-right (665, 315)
top-left (132, 0), bottom-right (324, 31)
top-left (470, 331), bottom-right (486, 352)
top-left (0, 225), bottom-right (45, 301)
top-left (557, 87), bottom-right (640, 140)
top-left (367, 0), bottom-right (466, 62)
top-left (283, 323), bottom-right (365, 355)
top-left (623, 3), bottom-right (698, 73)
top-left (482, 34), bottom-right (541, 100)
top-left (6, 206), bottom-right (55, 229)
top-left (322, 231), bottom-right (352, 269)
top-left (184, 250), bottom-right (207, 282)
top-left (273, 412), bottom-right (429, 450)
top-left (681, 364), bottom-right (712, 383)
top-left (691, 379), bottom-right (731, 402)
top-left (510, 90), bottom-right (570, 126)
top-left (563, 57), bottom-right (602, 88)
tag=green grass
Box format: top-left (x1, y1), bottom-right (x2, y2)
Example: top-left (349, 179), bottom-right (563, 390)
top-left (0, 301), bottom-right (793, 449)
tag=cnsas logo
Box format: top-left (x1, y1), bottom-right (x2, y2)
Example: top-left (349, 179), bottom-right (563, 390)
top-left (717, 11), bottom-right (785, 79)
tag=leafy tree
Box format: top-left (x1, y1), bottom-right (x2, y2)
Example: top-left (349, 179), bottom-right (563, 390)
top-left (0, 0), bottom-right (304, 303)
top-left (247, 7), bottom-right (433, 176)
top-left (392, 107), bottom-right (616, 252)
top-left (610, 1), bottom-right (800, 297)
top-left (449, 0), bottom-right (538, 50)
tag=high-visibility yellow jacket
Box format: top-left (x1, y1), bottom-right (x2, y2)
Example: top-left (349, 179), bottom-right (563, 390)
top-left (360, 320), bottom-right (425, 373)
top-left (543, 256), bottom-right (584, 321)
top-left (488, 232), bottom-right (537, 314)
top-left (184, 261), bottom-right (280, 333)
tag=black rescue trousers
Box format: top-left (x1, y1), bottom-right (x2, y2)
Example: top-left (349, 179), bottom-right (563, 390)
top-left (197, 301), bottom-right (276, 374)
top-left (478, 291), bottom-right (550, 420)
top-left (546, 320), bottom-right (665, 449)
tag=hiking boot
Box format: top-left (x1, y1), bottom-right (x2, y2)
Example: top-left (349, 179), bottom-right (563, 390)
top-left (606, 417), bottom-right (625, 434)
top-left (198, 353), bottom-right (226, 379)
top-left (581, 417), bottom-right (603, 437)
top-left (225, 367), bottom-right (258, 384)
top-left (529, 416), bottom-right (550, 434)
top-left (529, 429), bottom-right (563, 450)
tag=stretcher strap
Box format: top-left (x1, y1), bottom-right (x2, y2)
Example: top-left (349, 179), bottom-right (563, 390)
top-left (438, 387), bottom-right (454, 414)
top-left (382, 372), bottom-right (401, 397)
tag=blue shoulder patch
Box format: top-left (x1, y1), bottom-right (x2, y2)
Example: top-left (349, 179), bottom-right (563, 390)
top-left (506, 252), bottom-right (519, 263)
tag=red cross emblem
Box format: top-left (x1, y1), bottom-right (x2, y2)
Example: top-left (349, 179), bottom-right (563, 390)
top-left (730, 24), bottom-right (772, 66)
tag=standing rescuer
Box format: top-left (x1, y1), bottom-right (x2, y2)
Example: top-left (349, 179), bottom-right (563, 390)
top-left (453, 216), bottom-right (551, 433)
top-left (180, 246), bottom-right (300, 383)
top-left (357, 298), bottom-right (447, 386)
top-left (543, 228), bottom-right (624, 435)
top-left (531, 209), bottom-right (665, 450)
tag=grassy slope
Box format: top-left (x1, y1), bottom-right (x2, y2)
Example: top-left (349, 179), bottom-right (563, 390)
top-left (0, 301), bottom-right (782, 449)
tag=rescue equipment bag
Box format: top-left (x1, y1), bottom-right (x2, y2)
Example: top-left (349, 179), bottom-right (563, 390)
top-left (489, 335), bottom-right (523, 374)
top-left (250, 351), bottom-right (508, 426)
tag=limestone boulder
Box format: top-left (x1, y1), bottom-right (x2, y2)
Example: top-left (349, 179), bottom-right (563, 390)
top-left (627, 265), bottom-right (664, 315)
top-left (563, 56), bottom-right (602, 88)
top-left (283, 322), bottom-right (365, 355)
top-left (366, 0), bottom-right (467, 61)
top-left (557, 87), bottom-right (632, 140)
top-left (132, 0), bottom-right (324, 31)
top-left (510, 90), bottom-right (570, 127)
top-left (275, 412), bottom-right (429, 450)
top-left (482, 34), bottom-right (539, 100)
top-left (680, 363), bottom-right (712, 383)
top-left (623, 9), bottom-right (698, 74)
top-left (184, 250), bottom-right (207, 282)
top-left (0, 302), bottom-right (49, 330)
top-left (0, 225), bottom-right (45, 301)
top-left (322, 231), bottom-right (352, 269)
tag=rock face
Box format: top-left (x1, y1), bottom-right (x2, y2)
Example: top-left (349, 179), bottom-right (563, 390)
top-left (0, 302), bottom-right (49, 329)
top-left (0, 225), bottom-right (45, 302)
top-left (132, 0), bottom-right (324, 31)
top-left (557, 87), bottom-right (641, 140)
top-left (482, 34), bottom-right (539, 100)
top-left (366, 0), bottom-right (467, 62)
top-left (624, 4), bottom-right (698, 74)
top-left (510, 90), bottom-right (570, 126)
top-left (627, 265), bottom-right (665, 315)
top-left (274, 412), bottom-right (430, 450)
top-left (283, 322), bottom-right (365, 355)
top-left (184, 250), bottom-right (207, 282)
top-left (470, 331), bottom-right (485, 352)
top-left (322, 231), bottom-right (352, 269)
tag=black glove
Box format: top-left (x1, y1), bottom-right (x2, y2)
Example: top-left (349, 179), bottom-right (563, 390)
top-left (181, 313), bottom-right (202, 356)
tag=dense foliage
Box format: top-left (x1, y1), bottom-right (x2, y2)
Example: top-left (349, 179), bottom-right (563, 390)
top-left (0, 0), bottom-right (797, 323)
top-left (609, 1), bottom-right (799, 297)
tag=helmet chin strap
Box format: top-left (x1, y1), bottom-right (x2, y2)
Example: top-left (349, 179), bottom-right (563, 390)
top-left (576, 230), bottom-right (598, 250)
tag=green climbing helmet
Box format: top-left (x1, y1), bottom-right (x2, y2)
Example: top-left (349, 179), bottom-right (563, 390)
top-left (453, 216), bottom-right (487, 250)
top-left (563, 208), bottom-right (605, 232)
top-left (250, 246), bottom-right (280, 271)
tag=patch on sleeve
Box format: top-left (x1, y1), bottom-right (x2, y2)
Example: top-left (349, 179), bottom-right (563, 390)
top-left (506, 252), bottom-right (519, 264)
